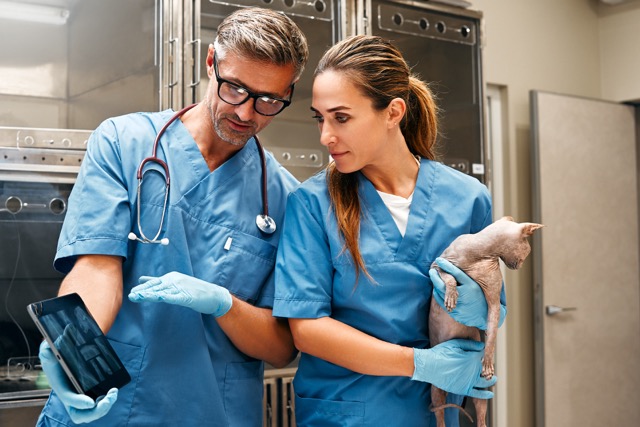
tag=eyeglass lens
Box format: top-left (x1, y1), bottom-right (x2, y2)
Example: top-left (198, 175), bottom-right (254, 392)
top-left (218, 82), bottom-right (286, 116)
top-left (214, 53), bottom-right (290, 116)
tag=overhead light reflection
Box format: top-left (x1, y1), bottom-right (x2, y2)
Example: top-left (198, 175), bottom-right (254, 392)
top-left (0, 1), bottom-right (70, 26)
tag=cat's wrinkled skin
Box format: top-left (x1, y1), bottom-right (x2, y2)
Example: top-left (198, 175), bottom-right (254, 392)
top-left (429, 216), bottom-right (543, 427)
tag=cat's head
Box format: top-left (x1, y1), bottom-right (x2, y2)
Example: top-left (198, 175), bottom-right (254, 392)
top-left (493, 216), bottom-right (544, 270)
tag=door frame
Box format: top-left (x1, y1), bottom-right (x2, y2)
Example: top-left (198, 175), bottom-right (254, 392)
top-left (486, 83), bottom-right (508, 427)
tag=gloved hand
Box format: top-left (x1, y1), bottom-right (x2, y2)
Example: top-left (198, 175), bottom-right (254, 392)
top-left (129, 272), bottom-right (232, 317)
top-left (39, 341), bottom-right (117, 424)
top-left (412, 339), bottom-right (496, 399)
top-left (430, 257), bottom-right (507, 330)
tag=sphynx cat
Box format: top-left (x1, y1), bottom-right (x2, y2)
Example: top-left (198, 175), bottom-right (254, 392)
top-left (429, 216), bottom-right (543, 427)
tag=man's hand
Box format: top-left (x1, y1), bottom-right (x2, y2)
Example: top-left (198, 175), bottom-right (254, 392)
top-left (129, 272), bottom-right (232, 317)
top-left (39, 341), bottom-right (117, 424)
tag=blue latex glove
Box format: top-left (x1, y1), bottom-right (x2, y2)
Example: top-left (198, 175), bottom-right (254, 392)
top-left (129, 272), bottom-right (232, 317)
top-left (412, 339), bottom-right (496, 399)
top-left (39, 341), bottom-right (117, 424)
top-left (430, 257), bottom-right (507, 330)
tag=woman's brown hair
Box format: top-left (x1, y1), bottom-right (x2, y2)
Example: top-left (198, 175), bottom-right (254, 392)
top-left (314, 35), bottom-right (439, 281)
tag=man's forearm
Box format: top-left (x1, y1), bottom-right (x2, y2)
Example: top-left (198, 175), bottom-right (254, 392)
top-left (216, 298), bottom-right (297, 368)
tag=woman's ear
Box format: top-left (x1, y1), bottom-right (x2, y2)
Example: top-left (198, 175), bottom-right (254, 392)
top-left (387, 98), bottom-right (406, 129)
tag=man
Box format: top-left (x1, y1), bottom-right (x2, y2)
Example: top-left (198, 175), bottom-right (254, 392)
top-left (37, 7), bottom-right (308, 426)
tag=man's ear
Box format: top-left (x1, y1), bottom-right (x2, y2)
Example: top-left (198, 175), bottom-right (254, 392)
top-left (206, 44), bottom-right (215, 77)
top-left (387, 98), bottom-right (406, 129)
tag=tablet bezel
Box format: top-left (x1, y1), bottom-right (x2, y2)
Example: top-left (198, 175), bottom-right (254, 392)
top-left (27, 293), bottom-right (131, 400)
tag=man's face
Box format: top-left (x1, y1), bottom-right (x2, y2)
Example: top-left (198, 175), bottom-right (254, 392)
top-left (204, 47), bottom-right (296, 147)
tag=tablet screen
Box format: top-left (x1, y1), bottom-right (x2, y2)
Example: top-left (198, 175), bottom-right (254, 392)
top-left (28, 293), bottom-right (130, 399)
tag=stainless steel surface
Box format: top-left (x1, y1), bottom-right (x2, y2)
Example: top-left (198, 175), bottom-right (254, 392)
top-left (0, 127), bottom-right (90, 183)
top-left (0, 126), bottom-right (82, 418)
top-left (0, 0), bottom-right (159, 131)
top-left (367, 0), bottom-right (486, 180)
top-left (264, 368), bottom-right (297, 427)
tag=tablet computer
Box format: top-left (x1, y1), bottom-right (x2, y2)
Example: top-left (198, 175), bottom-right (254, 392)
top-left (27, 293), bottom-right (131, 399)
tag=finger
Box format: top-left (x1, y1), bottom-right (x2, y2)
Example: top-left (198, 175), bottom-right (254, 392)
top-left (129, 290), bottom-right (168, 303)
top-left (429, 268), bottom-right (446, 294)
top-left (129, 280), bottom-right (172, 300)
top-left (474, 375), bottom-right (498, 388)
top-left (447, 339), bottom-right (485, 352)
top-left (467, 388), bottom-right (494, 400)
top-left (39, 341), bottom-right (55, 361)
top-left (134, 283), bottom-right (183, 298)
top-left (434, 258), bottom-right (475, 286)
top-left (498, 305), bottom-right (508, 327)
top-left (57, 387), bottom-right (97, 410)
top-left (95, 388), bottom-right (118, 413)
top-left (135, 276), bottom-right (163, 289)
top-left (130, 287), bottom-right (188, 306)
top-left (65, 387), bottom-right (118, 423)
top-left (431, 290), bottom-right (446, 311)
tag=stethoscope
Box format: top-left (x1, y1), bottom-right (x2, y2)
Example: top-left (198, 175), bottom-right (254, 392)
top-left (127, 103), bottom-right (276, 246)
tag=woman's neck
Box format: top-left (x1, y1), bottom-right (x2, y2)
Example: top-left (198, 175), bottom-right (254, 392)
top-left (361, 147), bottom-right (420, 198)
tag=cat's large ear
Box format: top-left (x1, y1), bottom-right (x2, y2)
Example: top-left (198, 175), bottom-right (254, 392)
top-left (500, 215), bottom-right (514, 222)
top-left (522, 223), bottom-right (544, 236)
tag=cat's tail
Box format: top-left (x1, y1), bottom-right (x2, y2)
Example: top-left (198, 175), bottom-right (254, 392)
top-left (429, 403), bottom-right (474, 423)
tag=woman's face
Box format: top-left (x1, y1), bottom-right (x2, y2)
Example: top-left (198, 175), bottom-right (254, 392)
top-left (311, 70), bottom-right (391, 174)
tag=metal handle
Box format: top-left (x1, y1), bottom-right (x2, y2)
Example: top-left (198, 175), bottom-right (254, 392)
top-left (188, 38), bottom-right (201, 88)
top-left (168, 36), bottom-right (180, 88)
top-left (545, 305), bottom-right (577, 316)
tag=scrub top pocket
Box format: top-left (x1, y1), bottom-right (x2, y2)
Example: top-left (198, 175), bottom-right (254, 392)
top-left (294, 392), bottom-right (365, 427)
top-left (216, 231), bottom-right (277, 304)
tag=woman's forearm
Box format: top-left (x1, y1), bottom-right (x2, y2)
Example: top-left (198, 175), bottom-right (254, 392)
top-left (289, 316), bottom-right (414, 377)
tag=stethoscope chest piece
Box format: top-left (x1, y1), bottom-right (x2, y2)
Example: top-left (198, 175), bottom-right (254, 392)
top-left (256, 214), bottom-right (276, 234)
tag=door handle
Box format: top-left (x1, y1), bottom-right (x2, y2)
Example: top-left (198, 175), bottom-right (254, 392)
top-left (545, 305), bottom-right (577, 316)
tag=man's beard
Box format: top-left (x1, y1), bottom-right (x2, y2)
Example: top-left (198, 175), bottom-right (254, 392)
top-left (206, 101), bottom-right (257, 147)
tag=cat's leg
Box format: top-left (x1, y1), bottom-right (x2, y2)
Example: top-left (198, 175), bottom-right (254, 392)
top-left (481, 301), bottom-right (501, 379)
top-left (472, 397), bottom-right (488, 427)
top-left (435, 266), bottom-right (459, 311)
top-left (431, 386), bottom-right (448, 427)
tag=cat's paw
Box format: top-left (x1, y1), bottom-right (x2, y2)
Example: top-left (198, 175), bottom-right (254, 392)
top-left (444, 288), bottom-right (458, 311)
top-left (481, 362), bottom-right (494, 380)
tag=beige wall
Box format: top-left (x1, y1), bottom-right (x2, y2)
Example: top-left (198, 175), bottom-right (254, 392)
top-left (470, 0), bottom-right (640, 426)
top-left (598, 2), bottom-right (640, 102)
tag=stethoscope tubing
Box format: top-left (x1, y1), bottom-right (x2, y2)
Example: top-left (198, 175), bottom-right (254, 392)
top-left (130, 103), bottom-right (274, 245)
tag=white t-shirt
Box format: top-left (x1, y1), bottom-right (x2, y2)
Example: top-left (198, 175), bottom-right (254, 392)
top-left (377, 156), bottom-right (420, 236)
top-left (377, 190), bottom-right (413, 236)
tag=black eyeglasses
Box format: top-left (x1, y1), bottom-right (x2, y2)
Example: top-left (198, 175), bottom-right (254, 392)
top-left (213, 53), bottom-right (294, 116)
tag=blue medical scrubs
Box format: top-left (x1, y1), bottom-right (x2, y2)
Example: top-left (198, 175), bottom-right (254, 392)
top-left (37, 110), bottom-right (298, 427)
top-left (273, 159), bottom-right (492, 427)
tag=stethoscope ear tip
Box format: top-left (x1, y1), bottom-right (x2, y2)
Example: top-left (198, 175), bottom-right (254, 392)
top-left (128, 232), bottom-right (137, 241)
top-left (160, 238), bottom-right (170, 246)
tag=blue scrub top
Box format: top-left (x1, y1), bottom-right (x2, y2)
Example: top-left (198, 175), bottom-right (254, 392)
top-left (273, 159), bottom-right (493, 427)
top-left (38, 110), bottom-right (298, 427)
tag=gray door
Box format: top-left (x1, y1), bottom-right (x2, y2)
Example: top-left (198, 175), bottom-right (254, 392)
top-left (531, 91), bottom-right (640, 427)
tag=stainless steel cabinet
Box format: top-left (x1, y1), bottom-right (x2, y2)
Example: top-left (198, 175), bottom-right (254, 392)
top-left (364, 0), bottom-right (486, 181)
top-left (0, 0), bottom-right (160, 131)
top-left (0, 1), bottom-right (487, 426)
top-left (161, 0), bottom-right (200, 110)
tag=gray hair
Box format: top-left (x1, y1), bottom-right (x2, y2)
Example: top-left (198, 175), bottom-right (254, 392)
top-left (214, 7), bottom-right (309, 81)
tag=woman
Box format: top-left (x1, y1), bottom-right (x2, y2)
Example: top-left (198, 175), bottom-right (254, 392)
top-left (273, 35), bottom-right (496, 426)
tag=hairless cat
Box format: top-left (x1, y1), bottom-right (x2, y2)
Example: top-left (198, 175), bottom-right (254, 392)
top-left (429, 216), bottom-right (543, 427)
